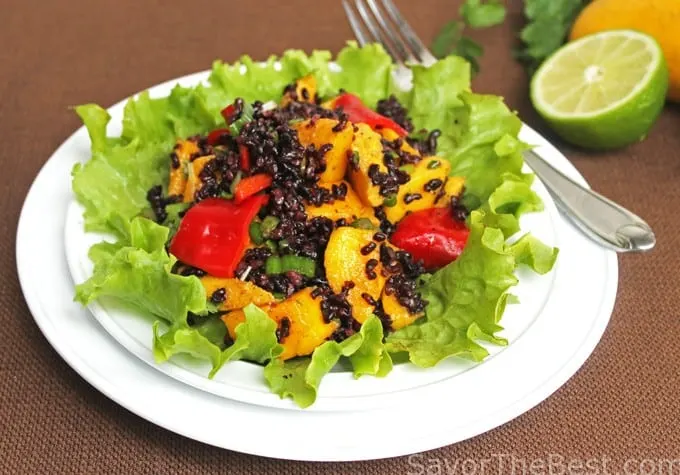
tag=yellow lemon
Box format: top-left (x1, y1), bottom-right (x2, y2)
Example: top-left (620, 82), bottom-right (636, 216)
top-left (570, 0), bottom-right (680, 102)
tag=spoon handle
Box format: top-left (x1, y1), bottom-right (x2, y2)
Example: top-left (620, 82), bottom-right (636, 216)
top-left (522, 149), bottom-right (655, 253)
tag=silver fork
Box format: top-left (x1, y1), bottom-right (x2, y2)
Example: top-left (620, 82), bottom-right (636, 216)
top-left (342, 0), bottom-right (655, 253)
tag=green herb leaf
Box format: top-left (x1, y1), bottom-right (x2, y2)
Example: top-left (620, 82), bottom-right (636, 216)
top-left (516, 0), bottom-right (589, 74)
top-left (454, 36), bottom-right (485, 74)
top-left (460, 0), bottom-right (507, 28)
top-left (432, 20), bottom-right (464, 59)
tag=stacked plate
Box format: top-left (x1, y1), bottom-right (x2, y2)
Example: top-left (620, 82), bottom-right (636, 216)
top-left (16, 71), bottom-right (617, 461)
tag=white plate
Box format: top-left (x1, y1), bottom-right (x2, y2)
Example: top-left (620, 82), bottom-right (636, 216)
top-left (16, 71), bottom-right (617, 460)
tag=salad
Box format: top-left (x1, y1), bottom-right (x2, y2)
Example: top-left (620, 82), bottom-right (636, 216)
top-left (73, 43), bottom-right (558, 408)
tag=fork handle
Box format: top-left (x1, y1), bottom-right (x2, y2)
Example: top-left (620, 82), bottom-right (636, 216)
top-left (522, 149), bottom-right (655, 253)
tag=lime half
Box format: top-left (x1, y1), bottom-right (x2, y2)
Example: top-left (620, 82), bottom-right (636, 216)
top-left (531, 30), bottom-right (668, 149)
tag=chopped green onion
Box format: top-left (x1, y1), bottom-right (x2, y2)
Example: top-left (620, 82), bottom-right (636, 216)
top-left (264, 255), bottom-right (317, 278)
top-left (383, 194), bottom-right (397, 207)
top-left (249, 221), bottom-right (264, 245)
top-left (350, 218), bottom-right (376, 230)
top-left (427, 160), bottom-right (441, 169)
top-left (261, 216), bottom-right (280, 238)
top-left (399, 164), bottom-right (415, 174)
top-left (265, 256), bottom-right (283, 275)
top-left (281, 255), bottom-right (316, 277)
top-left (350, 151), bottom-right (360, 168)
top-left (278, 239), bottom-right (290, 253)
top-left (228, 102), bottom-right (254, 135)
top-left (229, 171), bottom-right (243, 195)
top-left (265, 239), bottom-right (278, 254)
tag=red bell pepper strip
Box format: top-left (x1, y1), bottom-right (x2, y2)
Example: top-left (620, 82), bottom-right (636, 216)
top-left (238, 143), bottom-right (251, 171)
top-left (207, 128), bottom-right (231, 146)
top-left (332, 93), bottom-right (408, 137)
top-left (390, 207), bottom-right (469, 271)
top-left (234, 174), bottom-right (272, 204)
top-left (220, 103), bottom-right (237, 124)
top-left (169, 195), bottom-right (268, 278)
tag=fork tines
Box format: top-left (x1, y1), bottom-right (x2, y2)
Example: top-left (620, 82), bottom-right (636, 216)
top-left (342, 0), bottom-right (437, 66)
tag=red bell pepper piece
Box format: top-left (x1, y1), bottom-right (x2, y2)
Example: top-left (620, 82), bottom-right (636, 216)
top-left (207, 128), bottom-right (231, 146)
top-left (169, 195), bottom-right (267, 278)
top-left (239, 143), bottom-right (251, 171)
top-left (390, 208), bottom-right (469, 271)
top-left (234, 174), bottom-right (272, 204)
top-left (220, 103), bottom-right (237, 123)
top-left (332, 93), bottom-right (408, 137)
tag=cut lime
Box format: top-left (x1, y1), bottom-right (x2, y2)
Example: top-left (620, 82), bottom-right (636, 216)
top-left (531, 30), bottom-right (668, 149)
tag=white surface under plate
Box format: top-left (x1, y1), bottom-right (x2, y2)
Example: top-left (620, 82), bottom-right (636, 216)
top-left (17, 70), bottom-right (618, 461)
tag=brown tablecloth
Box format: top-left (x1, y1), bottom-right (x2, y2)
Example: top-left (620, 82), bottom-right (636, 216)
top-left (2, 0), bottom-right (679, 472)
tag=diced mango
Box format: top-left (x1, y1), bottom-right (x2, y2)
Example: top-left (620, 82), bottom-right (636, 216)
top-left (293, 118), bottom-right (354, 183)
top-left (266, 287), bottom-right (337, 360)
top-left (305, 180), bottom-right (379, 226)
top-left (381, 291), bottom-right (423, 331)
top-left (222, 310), bottom-right (246, 338)
top-left (435, 176), bottom-right (466, 207)
top-left (221, 288), bottom-right (337, 361)
top-left (348, 123), bottom-right (388, 208)
top-left (168, 139), bottom-right (200, 196)
top-left (384, 157), bottom-right (452, 223)
top-left (378, 128), bottom-right (420, 157)
top-left (281, 74), bottom-right (317, 106)
top-left (182, 155), bottom-right (213, 203)
top-left (325, 227), bottom-right (386, 324)
top-left (320, 96), bottom-right (338, 110)
top-left (200, 276), bottom-right (276, 311)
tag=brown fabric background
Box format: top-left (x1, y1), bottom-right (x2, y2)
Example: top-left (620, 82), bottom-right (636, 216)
top-left (1, 0), bottom-right (679, 472)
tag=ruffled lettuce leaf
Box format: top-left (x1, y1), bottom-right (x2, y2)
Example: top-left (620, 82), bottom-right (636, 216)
top-left (264, 337), bottom-right (361, 409)
top-left (153, 304), bottom-right (283, 378)
top-left (385, 211), bottom-right (557, 367)
top-left (264, 315), bottom-right (391, 408)
top-left (508, 233), bottom-right (559, 275)
top-left (478, 172), bottom-right (544, 237)
top-left (445, 92), bottom-right (527, 203)
top-left (349, 315), bottom-right (393, 378)
top-left (75, 217), bottom-right (206, 324)
top-left (400, 59), bottom-right (541, 236)
top-left (330, 41), bottom-right (395, 107)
